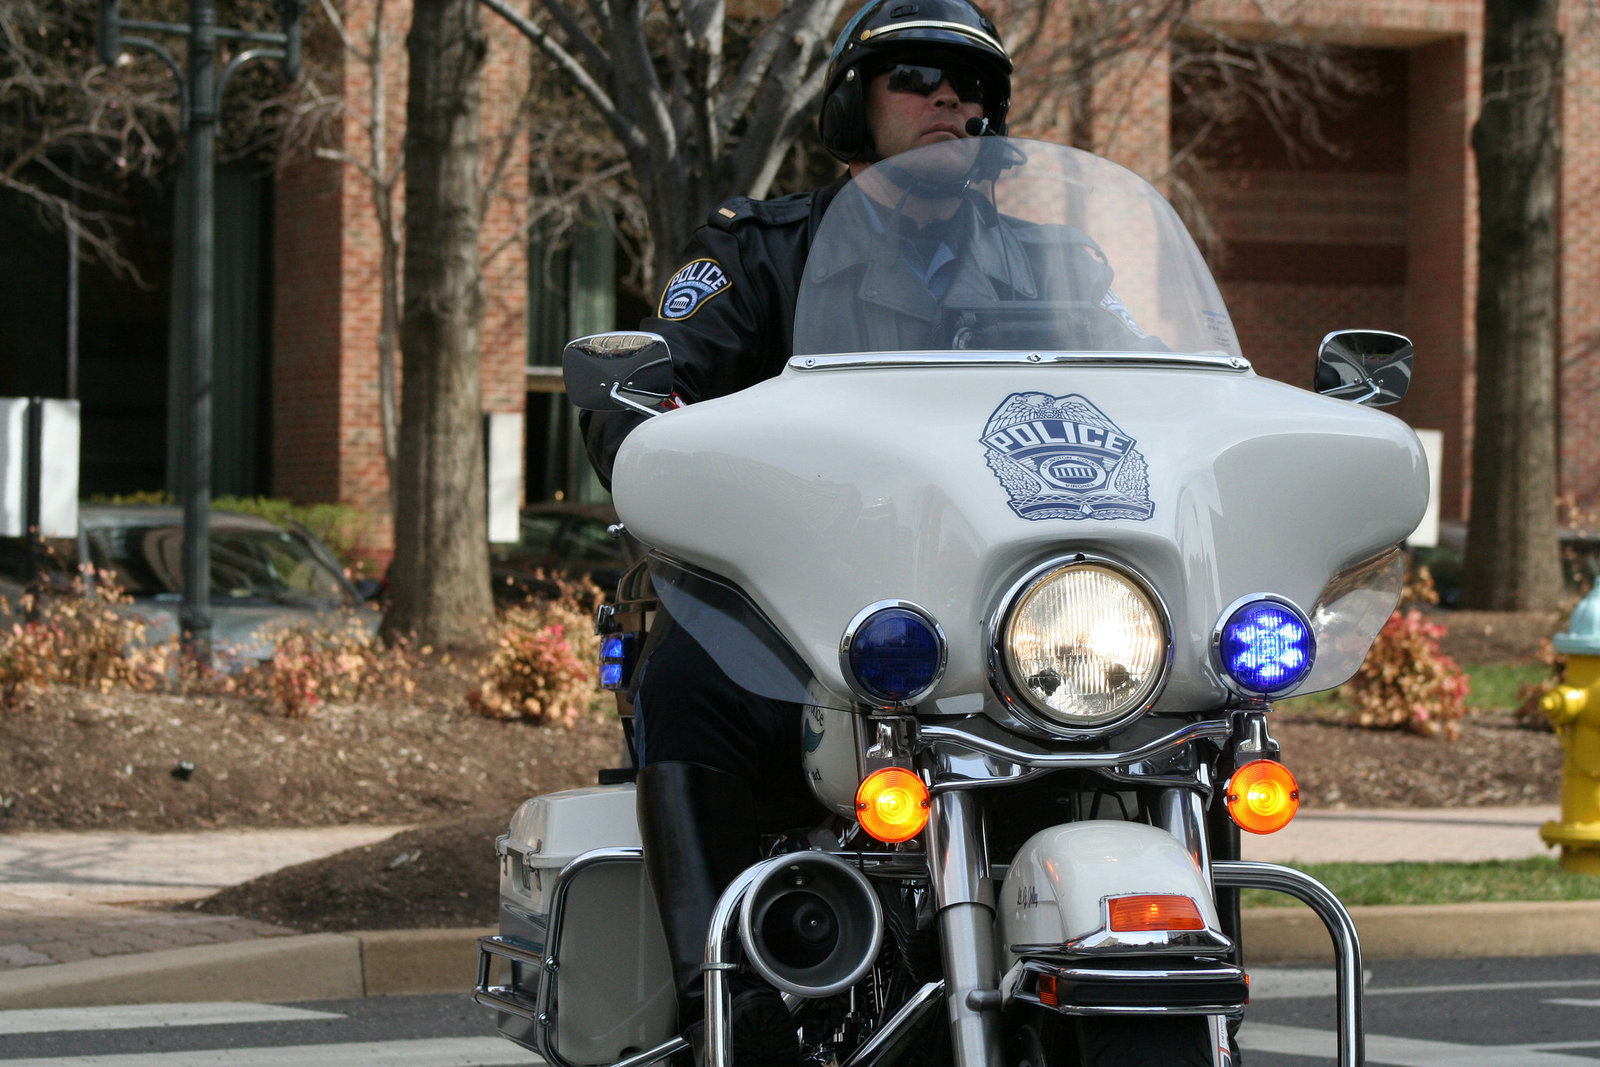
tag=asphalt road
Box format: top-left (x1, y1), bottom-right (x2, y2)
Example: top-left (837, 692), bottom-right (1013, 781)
top-left (1243, 953), bottom-right (1600, 1065)
top-left (4, 957), bottom-right (1600, 1065)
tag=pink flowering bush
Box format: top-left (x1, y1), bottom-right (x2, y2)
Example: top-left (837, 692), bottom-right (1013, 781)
top-left (226, 617), bottom-right (411, 719)
top-left (1345, 606), bottom-right (1470, 738)
top-left (468, 588), bottom-right (602, 727)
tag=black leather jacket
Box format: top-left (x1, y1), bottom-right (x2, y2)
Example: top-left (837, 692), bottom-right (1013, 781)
top-left (581, 176), bottom-right (851, 488)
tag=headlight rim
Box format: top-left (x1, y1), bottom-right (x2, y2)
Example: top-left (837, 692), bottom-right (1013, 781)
top-left (839, 599), bottom-right (949, 709)
top-left (1210, 592), bottom-right (1317, 698)
top-left (987, 552), bottom-right (1173, 739)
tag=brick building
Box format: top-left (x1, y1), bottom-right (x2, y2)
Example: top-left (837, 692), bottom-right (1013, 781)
top-left (268, 0), bottom-right (1595, 559)
top-left (7, 0), bottom-right (1594, 558)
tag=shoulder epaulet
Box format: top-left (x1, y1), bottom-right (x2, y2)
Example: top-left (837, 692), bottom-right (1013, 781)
top-left (707, 191), bottom-right (815, 231)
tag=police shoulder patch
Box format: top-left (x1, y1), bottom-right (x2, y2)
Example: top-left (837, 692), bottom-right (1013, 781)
top-left (658, 258), bottom-right (732, 321)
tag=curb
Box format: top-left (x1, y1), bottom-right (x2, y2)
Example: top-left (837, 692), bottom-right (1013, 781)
top-left (0, 927), bottom-right (492, 1010)
top-left (1244, 899), bottom-right (1600, 962)
top-left (7, 904), bottom-right (1600, 1009)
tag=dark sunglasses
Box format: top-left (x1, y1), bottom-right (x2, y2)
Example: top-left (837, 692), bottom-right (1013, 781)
top-left (882, 63), bottom-right (985, 104)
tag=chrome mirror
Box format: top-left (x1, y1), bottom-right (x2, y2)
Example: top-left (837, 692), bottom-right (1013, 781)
top-left (1314, 330), bottom-right (1413, 407)
top-left (562, 332), bottom-right (675, 417)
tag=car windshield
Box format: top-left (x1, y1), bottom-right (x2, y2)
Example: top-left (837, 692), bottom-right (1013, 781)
top-left (85, 521), bottom-right (353, 607)
top-left (793, 138), bottom-right (1241, 359)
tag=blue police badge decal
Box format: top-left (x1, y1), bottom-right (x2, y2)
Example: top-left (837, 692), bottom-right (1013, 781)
top-left (981, 391), bottom-right (1154, 521)
top-left (658, 258), bottom-right (731, 320)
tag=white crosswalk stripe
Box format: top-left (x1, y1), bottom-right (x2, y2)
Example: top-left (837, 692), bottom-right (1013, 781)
top-left (1241, 1022), bottom-right (1600, 1066)
top-left (0, 1003), bottom-right (342, 1036)
top-left (0, 1036), bottom-right (541, 1066)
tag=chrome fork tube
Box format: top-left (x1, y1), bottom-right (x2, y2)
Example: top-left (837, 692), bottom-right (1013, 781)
top-left (1156, 781), bottom-right (1233, 1067)
top-left (1156, 777), bottom-right (1212, 880)
top-left (925, 789), bottom-right (1004, 1067)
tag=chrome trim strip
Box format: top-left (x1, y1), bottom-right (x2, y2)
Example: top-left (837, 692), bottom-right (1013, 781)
top-left (789, 350), bottom-right (1250, 372)
top-left (1213, 860), bottom-right (1362, 1067)
top-left (840, 981), bottom-right (946, 1067)
top-left (1008, 959), bottom-right (1247, 1017)
top-left (857, 20), bottom-right (1007, 53)
top-left (915, 719), bottom-right (1231, 774)
top-left (1010, 932), bottom-right (1234, 957)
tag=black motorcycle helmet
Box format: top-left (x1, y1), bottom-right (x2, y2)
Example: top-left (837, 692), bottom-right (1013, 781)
top-left (819, 0), bottom-right (1012, 164)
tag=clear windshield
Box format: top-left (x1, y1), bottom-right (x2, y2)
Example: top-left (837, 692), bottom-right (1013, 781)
top-left (795, 138), bottom-right (1241, 359)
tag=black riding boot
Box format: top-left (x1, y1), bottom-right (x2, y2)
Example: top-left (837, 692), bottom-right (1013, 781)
top-left (635, 761), bottom-right (798, 1067)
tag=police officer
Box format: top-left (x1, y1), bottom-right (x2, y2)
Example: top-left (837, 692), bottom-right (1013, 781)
top-left (580, 3), bottom-right (1012, 1064)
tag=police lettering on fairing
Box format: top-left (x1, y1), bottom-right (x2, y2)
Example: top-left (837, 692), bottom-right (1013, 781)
top-left (982, 391), bottom-right (1154, 522)
top-left (659, 259), bottom-right (733, 321)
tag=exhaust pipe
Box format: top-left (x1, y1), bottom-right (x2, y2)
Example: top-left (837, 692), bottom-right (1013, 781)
top-left (738, 851), bottom-right (884, 997)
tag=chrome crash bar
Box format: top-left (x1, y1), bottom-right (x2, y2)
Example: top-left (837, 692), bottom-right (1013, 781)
top-left (915, 719), bottom-right (1232, 772)
top-left (1212, 860), bottom-right (1363, 1067)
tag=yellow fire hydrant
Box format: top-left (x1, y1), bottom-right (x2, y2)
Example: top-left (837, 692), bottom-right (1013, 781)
top-left (1540, 585), bottom-right (1600, 872)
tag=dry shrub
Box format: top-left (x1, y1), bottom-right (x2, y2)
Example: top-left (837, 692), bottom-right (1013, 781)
top-left (1, 574), bottom-right (173, 710)
top-left (468, 584), bottom-right (602, 726)
top-left (0, 570), bottom-right (408, 719)
top-left (217, 615), bottom-right (414, 718)
top-left (1344, 565), bottom-right (1470, 737)
top-left (1514, 637), bottom-right (1566, 731)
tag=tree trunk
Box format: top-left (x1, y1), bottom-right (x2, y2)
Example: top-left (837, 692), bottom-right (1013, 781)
top-left (1462, 0), bottom-right (1564, 611)
top-left (383, 0), bottom-right (494, 647)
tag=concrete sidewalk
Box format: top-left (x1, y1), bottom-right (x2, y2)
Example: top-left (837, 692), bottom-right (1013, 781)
top-left (1, 806), bottom-right (1594, 1010)
top-left (1242, 805), bottom-right (1562, 865)
top-left (0, 827), bottom-right (406, 971)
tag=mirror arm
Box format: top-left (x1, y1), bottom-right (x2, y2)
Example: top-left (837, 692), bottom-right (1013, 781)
top-left (608, 383), bottom-right (667, 419)
top-left (1327, 379), bottom-right (1381, 405)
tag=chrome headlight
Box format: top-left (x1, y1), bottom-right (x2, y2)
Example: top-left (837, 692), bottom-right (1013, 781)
top-left (994, 557), bottom-right (1169, 731)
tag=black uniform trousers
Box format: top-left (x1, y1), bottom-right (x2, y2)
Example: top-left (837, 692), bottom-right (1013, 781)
top-left (632, 624), bottom-right (822, 829)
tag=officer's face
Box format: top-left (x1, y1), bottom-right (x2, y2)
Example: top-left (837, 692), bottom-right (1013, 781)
top-left (864, 62), bottom-right (986, 160)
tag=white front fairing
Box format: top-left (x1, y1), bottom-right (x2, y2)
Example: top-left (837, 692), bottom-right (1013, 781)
top-left (611, 359), bottom-right (1426, 714)
top-left (996, 821), bottom-right (1226, 971)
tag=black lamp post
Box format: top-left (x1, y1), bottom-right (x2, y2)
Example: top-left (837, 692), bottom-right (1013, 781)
top-left (98, 0), bottom-right (303, 665)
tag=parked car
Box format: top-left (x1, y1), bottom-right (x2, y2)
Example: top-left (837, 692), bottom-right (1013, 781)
top-left (1, 505), bottom-right (379, 663)
top-left (489, 502), bottom-right (631, 604)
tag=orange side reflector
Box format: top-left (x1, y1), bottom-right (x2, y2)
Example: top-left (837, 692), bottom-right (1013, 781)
top-left (1107, 893), bottom-right (1206, 932)
top-left (1225, 759), bottom-right (1301, 834)
top-left (1037, 972), bottom-right (1059, 1007)
top-left (855, 767), bottom-right (931, 844)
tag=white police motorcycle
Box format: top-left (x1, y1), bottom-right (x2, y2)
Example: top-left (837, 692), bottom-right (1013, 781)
top-left (477, 138), bottom-right (1425, 1067)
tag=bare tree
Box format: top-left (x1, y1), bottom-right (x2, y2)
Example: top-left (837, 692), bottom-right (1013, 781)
top-left (1, 0), bottom-right (178, 280)
top-left (383, 0), bottom-right (495, 647)
top-left (480, 0), bottom-right (852, 288)
top-left (1462, 0), bottom-right (1565, 610)
top-left (1165, 25), bottom-right (1381, 255)
top-left (990, 0), bottom-right (1192, 150)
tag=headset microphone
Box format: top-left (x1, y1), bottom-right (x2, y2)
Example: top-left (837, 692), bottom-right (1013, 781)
top-left (965, 116), bottom-right (990, 136)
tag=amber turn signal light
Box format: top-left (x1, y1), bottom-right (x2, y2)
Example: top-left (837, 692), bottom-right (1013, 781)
top-left (1107, 893), bottom-right (1206, 933)
top-left (1225, 759), bottom-right (1300, 834)
top-left (856, 767), bottom-right (931, 843)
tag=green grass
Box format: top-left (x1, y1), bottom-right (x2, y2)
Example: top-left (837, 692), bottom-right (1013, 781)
top-left (1240, 857), bottom-right (1600, 908)
top-left (1461, 662), bottom-right (1551, 711)
top-left (1275, 660), bottom-right (1552, 718)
